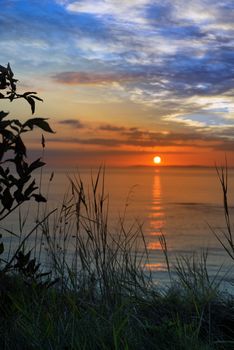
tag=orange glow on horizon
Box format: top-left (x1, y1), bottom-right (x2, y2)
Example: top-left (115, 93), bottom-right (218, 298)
top-left (28, 130), bottom-right (234, 168)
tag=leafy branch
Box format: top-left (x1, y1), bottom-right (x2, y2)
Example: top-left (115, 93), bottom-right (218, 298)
top-left (0, 63), bottom-right (55, 263)
top-left (0, 63), bottom-right (43, 114)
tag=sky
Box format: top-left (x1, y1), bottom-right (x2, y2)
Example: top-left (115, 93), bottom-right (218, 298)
top-left (1, 0), bottom-right (234, 167)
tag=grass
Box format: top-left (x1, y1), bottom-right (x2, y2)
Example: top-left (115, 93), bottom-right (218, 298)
top-left (0, 167), bottom-right (233, 349)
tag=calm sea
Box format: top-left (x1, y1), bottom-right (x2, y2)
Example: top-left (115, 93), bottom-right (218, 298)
top-left (2, 166), bottom-right (234, 287)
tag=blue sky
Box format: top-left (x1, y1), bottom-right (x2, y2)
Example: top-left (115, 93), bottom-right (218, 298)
top-left (1, 0), bottom-right (234, 166)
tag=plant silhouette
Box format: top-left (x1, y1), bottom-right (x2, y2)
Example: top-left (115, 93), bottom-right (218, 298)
top-left (0, 63), bottom-right (54, 258)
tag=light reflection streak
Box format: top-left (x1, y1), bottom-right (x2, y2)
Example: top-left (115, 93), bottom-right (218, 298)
top-left (147, 241), bottom-right (162, 250)
top-left (145, 263), bottom-right (167, 271)
top-left (147, 169), bottom-right (166, 250)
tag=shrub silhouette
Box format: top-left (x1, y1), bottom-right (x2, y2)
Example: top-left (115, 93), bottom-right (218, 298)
top-left (0, 63), bottom-right (54, 258)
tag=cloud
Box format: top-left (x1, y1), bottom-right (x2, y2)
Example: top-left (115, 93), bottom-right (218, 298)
top-left (214, 140), bottom-right (234, 151)
top-left (58, 119), bottom-right (85, 128)
top-left (65, 0), bottom-right (150, 25)
top-left (47, 118), bottom-right (234, 153)
top-left (48, 124), bottom-right (223, 149)
top-left (52, 71), bottom-right (143, 85)
top-left (47, 133), bottom-right (234, 152)
top-left (99, 124), bottom-right (126, 132)
top-left (1, 0), bottom-right (234, 144)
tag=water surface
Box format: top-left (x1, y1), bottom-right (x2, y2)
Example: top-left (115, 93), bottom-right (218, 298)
top-left (2, 166), bottom-right (234, 287)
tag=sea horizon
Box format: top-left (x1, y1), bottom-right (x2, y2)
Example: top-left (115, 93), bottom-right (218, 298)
top-left (3, 165), bottom-right (233, 289)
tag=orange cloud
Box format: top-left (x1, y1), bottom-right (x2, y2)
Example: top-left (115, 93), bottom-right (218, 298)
top-left (52, 71), bottom-right (143, 85)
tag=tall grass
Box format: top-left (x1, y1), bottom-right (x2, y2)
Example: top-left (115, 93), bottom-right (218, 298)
top-left (0, 167), bottom-right (233, 349)
top-left (211, 164), bottom-right (234, 261)
top-left (41, 168), bottom-right (152, 302)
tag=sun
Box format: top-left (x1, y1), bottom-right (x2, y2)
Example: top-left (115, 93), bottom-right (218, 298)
top-left (153, 156), bottom-right (161, 165)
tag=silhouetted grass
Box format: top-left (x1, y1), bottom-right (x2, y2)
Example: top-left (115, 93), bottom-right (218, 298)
top-left (0, 168), bottom-right (233, 349)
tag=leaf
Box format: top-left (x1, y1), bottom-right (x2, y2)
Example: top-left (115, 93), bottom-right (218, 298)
top-left (14, 154), bottom-right (26, 177)
top-left (2, 188), bottom-right (14, 210)
top-left (14, 188), bottom-right (25, 203)
top-left (10, 124), bottom-right (20, 132)
top-left (24, 180), bottom-right (37, 198)
top-left (9, 92), bottom-right (15, 102)
top-left (30, 94), bottom-right (43, 102)
top-left (0, 143), bottom-right (4, 161)
top-left (0, 78), bottom-right (7, 90)
top-left (32, 193), bottom-right (47, 203)
top-left (49, 171), bottom-right (54, 182)
top-left (0, 111), bottom-right (9, 120)
top-left (0, 120), bottom-right (11, 129)
top-left (8, 174), bottom-right (17, 185)
top-left (23, 91), bottom-right (37, 96)
top-left (1, 129), bottom-right (14, 140)
top-left (13, 119), bottom-right (22, 127)
top-left (27, 259), bottom-right (39, 275)
top-left (15, 136), bottom-right (26, 156)
top-left (25, 96), bottom-right (35, 114)
top-left (41, 134), bottom-right (45, 148)
top-left (28, 158), bottom-right (45, 173)
top-left (0, 65), bottom-right (8, 73)
top-left (16, 250), bottom-right (31, 268)
top-left (0, 242), bottom-right (4, 255)
top-left (7, 63), bottom-right (14, 78)
top-left (24, 118), bottom-right (54, 133)
top-left (0, 166), bottom-right (6, 178)
top-left (7, 63), bottom-right (17, 92)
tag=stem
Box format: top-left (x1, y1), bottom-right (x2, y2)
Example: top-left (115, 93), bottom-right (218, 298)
top-left (0, 202), bottom-right (22, 221)
top-left (3, 208), bottom-right (57, 272)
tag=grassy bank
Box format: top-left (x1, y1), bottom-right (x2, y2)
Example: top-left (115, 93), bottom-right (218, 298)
top-left (0, 169), bottom-right (233, 350)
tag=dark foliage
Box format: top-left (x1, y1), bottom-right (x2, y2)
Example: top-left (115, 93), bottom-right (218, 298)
top-left (0, 64), bottom-right (54, 224)
top-left (0, 63), bottom-right (54, 277)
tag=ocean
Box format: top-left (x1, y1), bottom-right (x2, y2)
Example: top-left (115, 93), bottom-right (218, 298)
top-left (2, 166), bottom-right (234, 288)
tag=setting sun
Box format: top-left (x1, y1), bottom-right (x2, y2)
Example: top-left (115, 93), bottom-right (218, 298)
top-left (153, 156), bottom-right (161, 164)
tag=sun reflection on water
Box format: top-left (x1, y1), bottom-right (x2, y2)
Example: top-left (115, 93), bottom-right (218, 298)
top-left (145, 262), bottom-right (167, 271)
top-left (147, 241), bottom-right (162, 250)
top-left (147, 169), bottom-right (166, 250)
